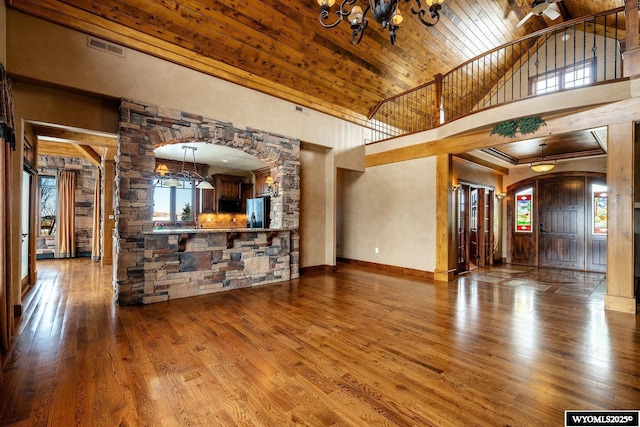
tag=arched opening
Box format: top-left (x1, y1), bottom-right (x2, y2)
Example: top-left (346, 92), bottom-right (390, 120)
top-left (114, 99), bottom-right (300, 304)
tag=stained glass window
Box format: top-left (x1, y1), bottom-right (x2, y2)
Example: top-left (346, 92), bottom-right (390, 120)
top-left (592, 184), bottom-right (607, 235)
top-left (515, 188), bottom-right (533, 233)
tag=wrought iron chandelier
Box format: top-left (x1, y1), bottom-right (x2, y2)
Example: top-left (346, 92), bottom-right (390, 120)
top-left (317, 0), bottom-right (445, 45)
top-left (160, 146), bottom-right (214, 189)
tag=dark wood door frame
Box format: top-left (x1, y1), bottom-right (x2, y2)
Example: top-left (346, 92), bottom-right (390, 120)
top-left (506, 172), bottom-right (607, 272)
top-left (456, 183), bottom-right (495, 274)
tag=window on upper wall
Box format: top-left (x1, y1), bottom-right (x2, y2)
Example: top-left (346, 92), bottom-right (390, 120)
top-left (38, 176), bottom-right (57, 236)
top-left (592, 183), bottom-right (607, 235)
top-left (153, 178), bottom-right (194, 224)
top-left (515, 188), bottom-right (533, 233)
top-left (529, 59), bottom-right (595, 95)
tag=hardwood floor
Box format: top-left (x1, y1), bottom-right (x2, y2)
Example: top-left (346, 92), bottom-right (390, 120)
top-left (0, 258), bottom-right (638, 426)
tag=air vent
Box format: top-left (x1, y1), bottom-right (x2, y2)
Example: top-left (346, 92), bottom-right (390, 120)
top-left (294, 105), bottom-right (310, 116)
top-left (87, 36), bottom-right (125, 58)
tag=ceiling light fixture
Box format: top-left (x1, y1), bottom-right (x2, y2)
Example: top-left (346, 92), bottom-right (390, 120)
top-left (317, 0), bottom-right (444, 45)
top-left (529, 143), bottom-right (555, 173)
top-left (160, 146), bottom-right (214, 189)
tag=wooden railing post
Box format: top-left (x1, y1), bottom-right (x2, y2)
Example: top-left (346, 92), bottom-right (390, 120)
top-left (433, 73), bottom-right (443, 127)
top-left (622, 0), bottom-right (640, 76)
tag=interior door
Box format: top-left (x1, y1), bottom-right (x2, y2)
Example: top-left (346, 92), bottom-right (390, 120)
top-left (21, 170), bottom-right (32, 290)
top-left (456, 185), bottom-right (468, 273)
top-left (482, 189), bottom-right (494, 266)
top-left (469, 188), bottom-right (479, 265)
top-left (538, 177), bottom-right (585, 270)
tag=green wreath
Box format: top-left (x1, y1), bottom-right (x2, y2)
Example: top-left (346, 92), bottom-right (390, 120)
top-left (491, 117), bottom-right (546, 138)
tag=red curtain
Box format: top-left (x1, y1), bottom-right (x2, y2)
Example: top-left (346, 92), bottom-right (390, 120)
top-left (91, 169), bottom-right (101, 261)
top-left (57, 170), bottom-right (76, 258)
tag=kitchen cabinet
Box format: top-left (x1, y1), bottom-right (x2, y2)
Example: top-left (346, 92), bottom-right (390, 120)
top-left (241, 183), bottom-right (253, 213)
top-left (200, 188), bottom-right (215, 213)
top-left (213, 174), bottom-right (253, 213)
top-left (215, 174), bottom-right (242, 199)
top-left (253, 167), bottom-right (271, 197)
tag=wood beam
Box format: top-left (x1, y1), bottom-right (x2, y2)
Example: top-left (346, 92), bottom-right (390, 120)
top-left (33, 126), bottom-right (117, 149)
top-left (366, 97), bottom-right (640, 168)
top-left (455, 153), bottom-right (510, 175)
top-left (604, 122), bottom-right (636, 313)
top-left (72, 144), bottom-right (101, 167)
top-left (37, 140), bottom-right (83, 158)
top-left (434, 154), bottom-right (452, 281)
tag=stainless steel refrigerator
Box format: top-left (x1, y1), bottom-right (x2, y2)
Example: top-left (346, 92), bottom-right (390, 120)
top-left (246, 196), bottom-right (270, 229)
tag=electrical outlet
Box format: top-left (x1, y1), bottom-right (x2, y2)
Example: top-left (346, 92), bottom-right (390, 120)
top-left (375, 247), bottom-right (379, 254)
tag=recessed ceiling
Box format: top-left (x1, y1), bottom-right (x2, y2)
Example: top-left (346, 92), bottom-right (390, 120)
top-left (155, 143), bottom-right (268, 172)
top-left (468, 127), bottom-right (607, 169)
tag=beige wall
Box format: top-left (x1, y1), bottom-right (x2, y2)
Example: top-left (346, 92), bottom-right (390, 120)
top-left (5, 10), bottom-right (373, 270)
top-left (337, 156), bottom-right (437, 271)
top-left (12, 82), bottom-right (120, 135)
top-left (300, 143), bottom-right (334, 267)
top-left (6, 11), bottom-right (366, 157)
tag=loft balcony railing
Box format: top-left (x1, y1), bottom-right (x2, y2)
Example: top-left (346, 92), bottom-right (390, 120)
top-left (367, 6), bottom-right (628, 143)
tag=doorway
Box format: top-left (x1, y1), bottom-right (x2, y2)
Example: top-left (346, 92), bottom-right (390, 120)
top-left (457, 183), bottom-right (495, 274)
top-left (507, 173), bottom-right (607, 272)
top-left (21, 169), bottom-right (35, 294)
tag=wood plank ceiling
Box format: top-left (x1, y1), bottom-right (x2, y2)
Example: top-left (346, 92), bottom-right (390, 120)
top-left (7, 0), bottom-right (619, 127)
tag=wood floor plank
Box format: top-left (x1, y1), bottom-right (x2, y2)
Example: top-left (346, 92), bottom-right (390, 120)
top-left (1, 258), bottom-right (638, 426)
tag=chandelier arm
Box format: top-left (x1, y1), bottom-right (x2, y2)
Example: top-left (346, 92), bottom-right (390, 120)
top-left (351, 18), bottom-right (368, 44)
top-left (388, 24), bottom-right (399, 45)
top-left (411, 0), bottom-right (441, 27)
top-left (319, 0), bottom-right (359, 29)
top-left (190, 146), bottom-right (199, 181)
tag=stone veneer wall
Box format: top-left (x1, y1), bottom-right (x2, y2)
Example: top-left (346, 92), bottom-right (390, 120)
top-left (142, 231), bottom-right (292, 303)
top-left (36, 155), bottom-right (97, 258)
top-left (115, 99), bottom-right (300, 305)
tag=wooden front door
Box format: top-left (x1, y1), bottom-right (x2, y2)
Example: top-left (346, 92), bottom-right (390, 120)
top-left (538, 177), bottom-right (585, 270)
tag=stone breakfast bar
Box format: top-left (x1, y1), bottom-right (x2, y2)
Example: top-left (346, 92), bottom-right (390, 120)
top-left (141, 227), bottom-right (296, 304)
top-left (114, 99), bottom-right (300, 306)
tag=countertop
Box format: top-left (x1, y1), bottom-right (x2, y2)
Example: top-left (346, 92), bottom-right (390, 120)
top-left (147, 227), bottom-right (295, 235)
